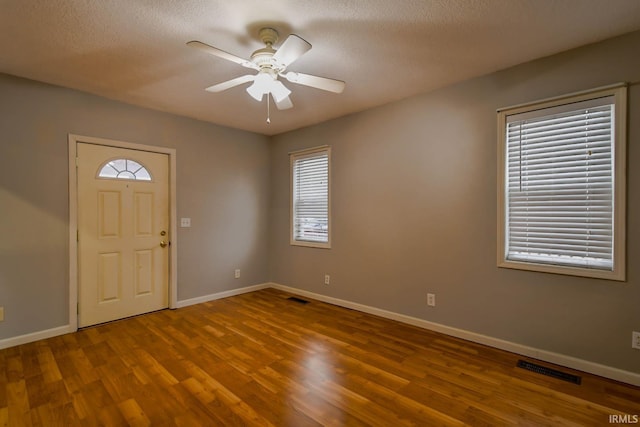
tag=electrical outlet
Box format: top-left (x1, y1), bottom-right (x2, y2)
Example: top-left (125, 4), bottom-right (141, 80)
top-left (234, 269), bottom-right (240, 279)
top-left (427, 293), bottom-right (436, 307)
top-left (0, 306), bottom-right (4, 322)
top-left (324, 274), bottom-right (330, 285)
top-left (632, 331), bottom-right (640, 350)
top-left (180, 218), bottom-right (191, 228)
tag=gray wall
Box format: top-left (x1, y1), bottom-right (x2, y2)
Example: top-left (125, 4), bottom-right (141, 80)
top-left (269, 31), bottom-right (640, 373)
top-left (0, 74), bottom-right (271, 339)
top-left (2, 30), bottom-right (639, 375)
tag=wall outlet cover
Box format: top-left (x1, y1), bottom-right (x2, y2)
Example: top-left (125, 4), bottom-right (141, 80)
top-left (632, 331), bottom-right (640, 350)
top-left (427, 293), bottom-right (436, 307)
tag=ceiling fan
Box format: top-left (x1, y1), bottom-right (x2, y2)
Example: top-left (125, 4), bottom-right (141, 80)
top-left (187, 27), bottom-right (345, 111)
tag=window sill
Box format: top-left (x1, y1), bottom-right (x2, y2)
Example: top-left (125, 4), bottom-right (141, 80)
top-left (498, 259), bottom-right (625, 281)
top-left (290, 240), bottom-right (331, 249)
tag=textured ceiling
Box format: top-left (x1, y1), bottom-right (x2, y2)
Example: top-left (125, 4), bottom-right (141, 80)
top-left (1, 1), bottom-right (640, 135)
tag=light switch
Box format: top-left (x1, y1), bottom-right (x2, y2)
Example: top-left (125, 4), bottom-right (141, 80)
top-left (180, 218), bottom-right (191, 228)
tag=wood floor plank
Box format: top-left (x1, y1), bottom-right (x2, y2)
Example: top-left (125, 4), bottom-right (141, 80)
top-left (2, 288), bottom-right (639, 426)
top-left (6, 380), bottom-right (30, 426)
top-left (117, 398), bottom-right (151, 427)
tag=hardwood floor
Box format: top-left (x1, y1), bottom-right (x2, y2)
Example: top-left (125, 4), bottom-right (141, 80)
top-left (1, 288), bottom-right (639, 426)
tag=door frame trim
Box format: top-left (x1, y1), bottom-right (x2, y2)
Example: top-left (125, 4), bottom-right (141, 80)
top-left (68, 134), bottom-right (178, 330)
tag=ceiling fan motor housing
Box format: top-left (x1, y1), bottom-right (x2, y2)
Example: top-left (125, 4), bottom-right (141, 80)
top-left (251, 47), bottom-right (278, 68)
top-left (252, 28), bottom-right (286, 71)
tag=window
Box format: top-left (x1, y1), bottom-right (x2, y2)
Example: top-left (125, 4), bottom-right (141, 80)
top-left (98, 158), bottom-right (152, 181)
top-left (290, 146), bottom-right (331, 248)
top-left (497, 85), bottom-right (626, 280)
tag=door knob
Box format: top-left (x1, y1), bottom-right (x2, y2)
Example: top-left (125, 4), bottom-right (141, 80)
top-left (160, 240), bottom-right (168, 248)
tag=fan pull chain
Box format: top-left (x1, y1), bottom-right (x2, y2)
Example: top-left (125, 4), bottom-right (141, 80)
top-left (266, 93), bottom-right (271, 124)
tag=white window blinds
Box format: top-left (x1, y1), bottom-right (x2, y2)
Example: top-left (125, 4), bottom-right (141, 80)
top-left (291, 148), bottom-right (330, 245)
top-left (505, 96), bottom-right (614, 270)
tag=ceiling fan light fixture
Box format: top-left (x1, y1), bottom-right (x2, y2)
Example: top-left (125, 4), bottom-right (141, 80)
top-left (246, 71), bottom-right (275, 101)
top-left (271, 80), bottom-right (291, 103)
top-left (246, 70), bottom-right (290, 103)
top-left (246, 82), bottom-right (264, 101)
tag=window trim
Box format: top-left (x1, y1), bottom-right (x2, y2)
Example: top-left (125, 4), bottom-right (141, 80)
top-left (290, 145), bottom-right (331, 249)
top-left (497, 84), bottom-right (627, 281)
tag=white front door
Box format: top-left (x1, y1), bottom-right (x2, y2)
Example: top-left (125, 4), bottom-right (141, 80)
top-left (77, 143), bottom-right (169, 327)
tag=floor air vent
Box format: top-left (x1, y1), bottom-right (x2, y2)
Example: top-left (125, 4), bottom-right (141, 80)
top-left (287, 297), bottom-right (310, 304)
top-left (517, 360), bottom-right (581, 385)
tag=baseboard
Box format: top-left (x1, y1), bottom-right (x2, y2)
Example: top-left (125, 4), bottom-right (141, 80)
top-left (0, 325), bottom-right (75, 350)
top-left (0, 283), bottom-right (271, 349)
top-left (269, 283), bottom-right (640, 387)
top-left (175, 283), bottom-right (271, 308)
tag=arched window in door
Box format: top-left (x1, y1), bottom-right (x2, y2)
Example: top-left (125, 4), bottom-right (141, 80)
top-left (97, 158), bottom-right (152, 181)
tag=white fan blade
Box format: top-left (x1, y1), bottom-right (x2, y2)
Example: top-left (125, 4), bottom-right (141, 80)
top-left (205, 75), bottom-right (255, 93)
top-left (187, 40), bottom-right (257, 70)
top-left (275, 95), bottom-right (293, 110)
top-left (273, 34), bottom-right (311, 67)
top-left (283, 72), bottom-right (345, 93)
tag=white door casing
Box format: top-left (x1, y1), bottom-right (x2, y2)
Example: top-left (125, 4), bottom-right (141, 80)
top-left (70, 136), bottom-right (176, 328)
